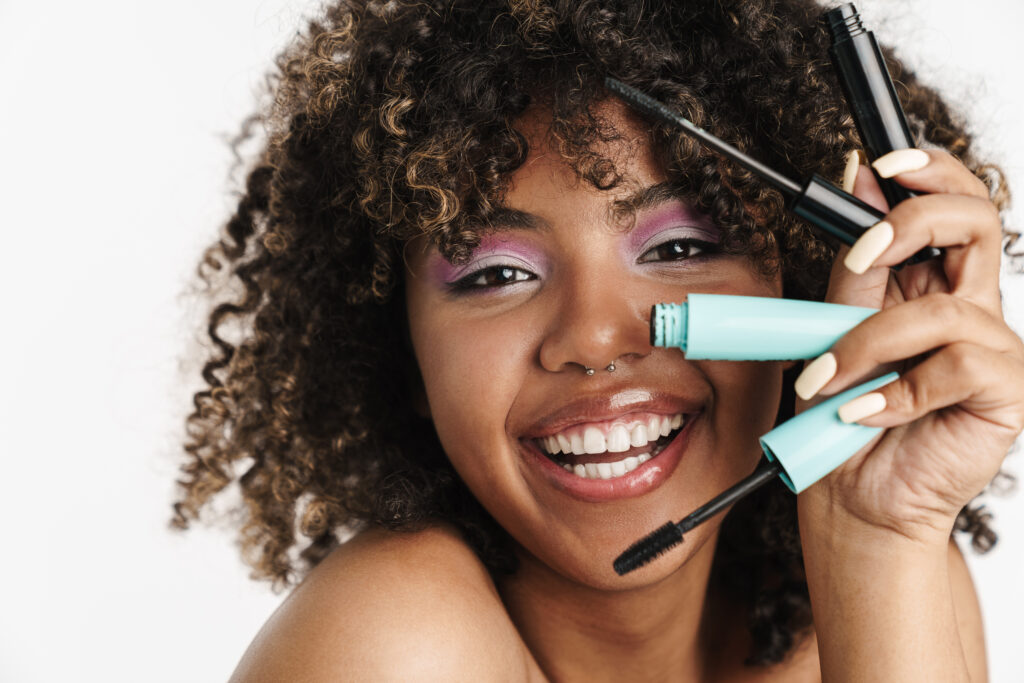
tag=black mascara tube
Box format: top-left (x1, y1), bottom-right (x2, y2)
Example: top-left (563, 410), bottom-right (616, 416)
top-left (825, 3), bottom-right (941, 265)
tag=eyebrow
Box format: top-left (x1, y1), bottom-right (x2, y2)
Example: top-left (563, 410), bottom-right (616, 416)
top-left (610, 182), bottom-right (683, 217)
top-left (483, 182), bottom-right (686, 232)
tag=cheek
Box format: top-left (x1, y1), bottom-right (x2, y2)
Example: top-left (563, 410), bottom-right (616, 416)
top-left (408, 303), bottom-right (536, 474)
top-left (703, 361), bottom-right (784, 469)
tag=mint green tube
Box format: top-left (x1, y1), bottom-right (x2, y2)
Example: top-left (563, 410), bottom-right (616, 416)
top-left (652, 294), bottom-right (878, 360)
top-left (761, 372), bottom-right (899, 493)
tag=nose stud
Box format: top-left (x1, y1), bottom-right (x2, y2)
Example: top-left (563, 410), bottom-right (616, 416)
top-left (583, 361), bottom-right (617, 376)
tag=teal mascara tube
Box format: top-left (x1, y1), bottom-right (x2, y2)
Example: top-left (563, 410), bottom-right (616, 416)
top-left (651, 294), bottom-right (877, 360)
top-left (612, 295), bottom-right (888, 576)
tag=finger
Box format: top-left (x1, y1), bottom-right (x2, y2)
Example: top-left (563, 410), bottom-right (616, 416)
top-left (835, 342), bottom-right (1024, 434)
top-left (843, 151), bottom-right (890, 212)
top-left (872, 148), bottom-right (991, 200)
top-left (842, 194), bottom-right (1002, 310)
top-left (827, 155), bottom-right (892, 308)
top-left (793, 293), bottom-right (1024, 400)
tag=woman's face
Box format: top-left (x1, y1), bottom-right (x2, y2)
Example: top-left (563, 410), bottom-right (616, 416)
top-left (405, 101), bottom-right (785, 588)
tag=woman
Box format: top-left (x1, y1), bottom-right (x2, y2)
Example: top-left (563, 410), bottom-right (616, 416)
top-left (173, 0), bottom-right (1023, 679)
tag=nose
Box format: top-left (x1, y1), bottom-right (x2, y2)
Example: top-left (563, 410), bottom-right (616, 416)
top-left (538, 274), bottom-right (653, 374)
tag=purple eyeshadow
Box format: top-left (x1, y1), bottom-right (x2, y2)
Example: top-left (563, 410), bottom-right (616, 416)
top-left (629, 204), bottom-right (720, 253)
top-left (424, 200), bottom-right (718, 286)
top-left (428, 233), bottom-right (545, 285)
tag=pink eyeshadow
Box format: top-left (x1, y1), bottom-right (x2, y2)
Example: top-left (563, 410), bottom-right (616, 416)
top-left (629, 204), bottom-right (720, 252)
top-left (427, 233), bottom-right (545, 283)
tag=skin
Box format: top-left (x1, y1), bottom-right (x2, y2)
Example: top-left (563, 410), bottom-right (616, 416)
top-left (230, 100), bottom-right (1022, 681)
top-left (404, 101), bottom-right (789, 679)
top-left (795, 151), bottom-right (1024, 682)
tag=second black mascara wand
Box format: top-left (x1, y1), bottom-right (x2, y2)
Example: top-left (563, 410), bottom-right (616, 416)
top-left (613, 460), bottom-right (782, 575)
top-left (604, 77), bottom-right (940, 269)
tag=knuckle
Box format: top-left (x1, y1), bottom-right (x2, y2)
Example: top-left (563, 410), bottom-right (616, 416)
top-left (968, 174), bottom-right (994, 201)
top-left (976, 198), bottom-right (1003, 237)
top-left (889, 375), bottom-right (924, 415)
top-left (919, 292), bottom-right (964, 324)
top-left (946, 342), bottom-right (981, 377)
top-left (895, 197), bottom-right (930, 228)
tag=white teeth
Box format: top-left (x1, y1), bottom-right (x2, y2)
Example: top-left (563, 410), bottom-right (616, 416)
top-left (583, 427), bottom-right (606, 454)
top-left (606, 425), bottom-right (631, 453)
top-left (560, 452), bottom-right (655, 480)
top-left (630, 424), bottom-right (648, 448)
top-left (537, 413), bottom-right (688, 457)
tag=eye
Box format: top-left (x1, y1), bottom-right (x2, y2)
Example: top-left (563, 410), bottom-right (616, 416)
top-left (449, 265), bottom-right (537, 292)
top-left (637, 237), bottom-right (718, 264)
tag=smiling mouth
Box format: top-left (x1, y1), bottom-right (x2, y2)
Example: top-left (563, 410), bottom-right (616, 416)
top-left (530, 413), bottom-right (694, 481)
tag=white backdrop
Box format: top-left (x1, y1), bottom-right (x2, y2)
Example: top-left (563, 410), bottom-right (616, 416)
top-left (1, 1), bottom-right (1022, 681)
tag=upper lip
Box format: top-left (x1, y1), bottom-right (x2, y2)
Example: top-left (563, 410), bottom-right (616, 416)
top-left (518, 387), bottom-right (705, 439)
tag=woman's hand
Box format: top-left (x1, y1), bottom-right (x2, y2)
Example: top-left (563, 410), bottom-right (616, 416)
top-left (794, 148), bottom-right (1024, 546)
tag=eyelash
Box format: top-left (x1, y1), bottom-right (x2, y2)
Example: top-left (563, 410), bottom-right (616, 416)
top-left (447, 237), bottom-right (719, 293)
top-left (636, 237), bottom-right (719, 264)
top-left (449, 265), bottom-right (537, 292)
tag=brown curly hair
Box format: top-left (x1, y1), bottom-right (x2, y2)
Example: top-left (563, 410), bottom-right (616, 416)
top-left (173, 0), bottom-right (1015, 665)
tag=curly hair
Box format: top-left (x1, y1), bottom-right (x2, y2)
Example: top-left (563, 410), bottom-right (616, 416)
top-left (173, 0), bottom-right (1015, 666)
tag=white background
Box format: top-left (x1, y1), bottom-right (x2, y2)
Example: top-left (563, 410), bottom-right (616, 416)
top-left (1, 1), bottom-right (1022, 681)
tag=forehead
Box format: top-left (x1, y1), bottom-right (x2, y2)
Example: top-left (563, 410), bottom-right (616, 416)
top-left (509, 97), bottom-right (664, 199)
top-left (403, 98), bottom-right (694, 264)
top-left (502, 98), bottom-right (677, 231)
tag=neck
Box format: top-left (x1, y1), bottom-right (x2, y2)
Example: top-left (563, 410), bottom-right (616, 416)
top-left (497, 528), bottom-right (728, 683)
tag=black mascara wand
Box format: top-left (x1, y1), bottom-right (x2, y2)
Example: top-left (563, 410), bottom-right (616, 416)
top-left (613, 460), bottom-right (783, 576)
top-left (605, 78), bottom-right (801, 198)
top-left (604, 77), bottom-right (940, 267)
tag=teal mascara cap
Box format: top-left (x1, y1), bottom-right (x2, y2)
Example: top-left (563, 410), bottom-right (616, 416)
top-left (651, 295), bottom-right (877, 360)
top-left (760, 372), bottom-right (899, 493)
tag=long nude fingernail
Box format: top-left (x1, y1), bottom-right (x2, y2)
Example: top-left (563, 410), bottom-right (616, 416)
top-left (841, 150), bottom-right (866, 193)
top-left (872, 148), bottom-right (930, 178)
top-left (837, 392), bottom-right (887, 423)
top-left (844, 221), bottom-right (894, 274)
top-left (794, 352), bottom-right (838, 400)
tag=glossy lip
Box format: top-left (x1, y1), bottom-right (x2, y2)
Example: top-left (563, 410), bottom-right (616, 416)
top-left (520, 411), bottom-right (700, 503)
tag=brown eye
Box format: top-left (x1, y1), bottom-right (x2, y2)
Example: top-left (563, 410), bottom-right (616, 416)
top-left (637, 238), bottom-right (716, 263)
top-left (451, 265), bottom-right (536, 292)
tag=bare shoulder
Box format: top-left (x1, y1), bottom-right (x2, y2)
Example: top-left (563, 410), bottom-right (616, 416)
top-left (230, 525), bottom-right (538, 682)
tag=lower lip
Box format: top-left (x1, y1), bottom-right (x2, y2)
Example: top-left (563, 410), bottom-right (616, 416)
top-left (522, 414), bottom-right (699, 503)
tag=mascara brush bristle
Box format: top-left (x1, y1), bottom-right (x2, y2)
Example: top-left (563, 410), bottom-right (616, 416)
top-left (613, 521), bottom-right (684, 576)
top-left (604, 77), bottom-right (676, 126)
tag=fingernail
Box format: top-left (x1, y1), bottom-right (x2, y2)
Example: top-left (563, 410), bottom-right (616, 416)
top-left (794, 352), bottom-right (838, 400)
top-left (844, 221), bottom-right (894, 274)
top-left (872, 148), bottom-right (930, 178)
top-left (837, 392), bottom-right (887, 423)
top-left (841, 150), bottom-right (866, 193)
